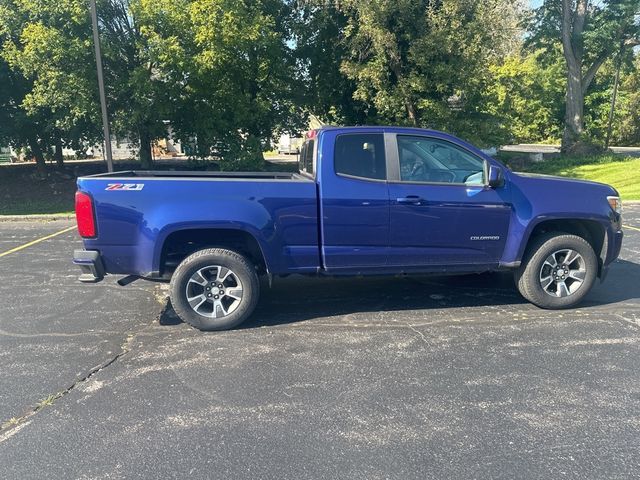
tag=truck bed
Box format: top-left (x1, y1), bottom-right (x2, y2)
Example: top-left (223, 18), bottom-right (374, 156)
top-left (77, 170), bottom-right (319, 277)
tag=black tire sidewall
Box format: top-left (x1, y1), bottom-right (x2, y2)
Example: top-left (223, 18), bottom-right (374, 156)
top-left (516, 233), bottom-right (598, 309)
top-left (170, 248), bottom-right (259, 331)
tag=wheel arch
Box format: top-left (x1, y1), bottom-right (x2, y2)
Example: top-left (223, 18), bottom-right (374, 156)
top-left (519, 218), bottom-right (607, 276)
top-left (157, 227), bottom-right (269, 277)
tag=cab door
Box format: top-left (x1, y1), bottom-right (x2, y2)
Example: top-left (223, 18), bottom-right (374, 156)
top-left (386, 134), bottom-right (511, 267)
top-left (318, 130), bottom-right (390, 270)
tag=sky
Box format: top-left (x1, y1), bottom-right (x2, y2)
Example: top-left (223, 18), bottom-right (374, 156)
top-left (530, 0), bottom-right (543, 7)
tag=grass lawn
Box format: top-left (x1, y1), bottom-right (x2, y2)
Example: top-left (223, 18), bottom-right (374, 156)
top-left (509, 154), bottom-right (640, 201)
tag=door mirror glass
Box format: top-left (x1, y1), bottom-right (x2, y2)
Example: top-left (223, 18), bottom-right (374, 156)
top-left (487, 163), bottom-right (504, 189)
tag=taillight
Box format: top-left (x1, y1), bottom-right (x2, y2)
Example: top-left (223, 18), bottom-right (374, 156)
top-left (75, 191), bottom-right (96, 238)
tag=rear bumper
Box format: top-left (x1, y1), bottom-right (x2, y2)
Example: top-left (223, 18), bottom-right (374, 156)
top-left (73, 249), bottom-right (105, 283)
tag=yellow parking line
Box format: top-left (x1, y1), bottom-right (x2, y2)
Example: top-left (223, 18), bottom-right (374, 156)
top-left (625, 224), bottom-right (640, 232)
top-left (0, 225), bottom-right (77, 258)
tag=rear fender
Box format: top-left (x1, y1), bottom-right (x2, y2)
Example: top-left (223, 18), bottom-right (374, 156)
top-left (153, 223), bottom-right (272, 276)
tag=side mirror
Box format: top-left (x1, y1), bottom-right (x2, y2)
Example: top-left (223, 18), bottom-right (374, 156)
top-left (487, 163), bottom-right (505, 189)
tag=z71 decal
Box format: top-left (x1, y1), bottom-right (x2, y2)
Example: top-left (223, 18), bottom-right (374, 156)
top-left (105, 183), bottom-right (145, 191)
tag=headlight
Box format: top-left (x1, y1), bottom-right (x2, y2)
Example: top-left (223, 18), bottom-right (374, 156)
top-left (607, 196), bottom-right (622, 215)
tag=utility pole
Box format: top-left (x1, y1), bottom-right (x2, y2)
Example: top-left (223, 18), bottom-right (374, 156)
top-left (90, 0), bottom-right (114, 172)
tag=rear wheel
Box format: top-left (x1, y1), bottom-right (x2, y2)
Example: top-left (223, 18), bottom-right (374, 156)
top-left (170, 248), bottom-right (260, 331)
top-left (515, 232), bottom-right (598, 309)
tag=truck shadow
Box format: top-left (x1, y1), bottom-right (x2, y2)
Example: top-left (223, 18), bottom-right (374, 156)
top-left (158, 259), bottom-right (639, 329)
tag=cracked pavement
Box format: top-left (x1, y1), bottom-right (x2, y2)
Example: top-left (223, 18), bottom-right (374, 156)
top-left (0, 207), bottom-right (639, 479)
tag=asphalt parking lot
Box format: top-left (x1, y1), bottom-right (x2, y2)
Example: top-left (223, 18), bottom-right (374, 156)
top-left (1, 208), bottom-right (639, 479)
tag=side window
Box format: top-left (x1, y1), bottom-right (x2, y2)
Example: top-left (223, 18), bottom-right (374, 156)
top-left (299, 139), bottom-right (315, 176)
top-left (335, 134), bottom-right (386, 181)
top-left (397, 136), bottom-right (484, 185)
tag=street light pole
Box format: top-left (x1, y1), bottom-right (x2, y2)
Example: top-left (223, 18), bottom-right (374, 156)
top-left (90, 0), bottom-right (114, 172)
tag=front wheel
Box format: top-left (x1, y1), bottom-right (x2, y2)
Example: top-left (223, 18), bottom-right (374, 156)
top-left (170, 248), bottom-right (260, 331)
top-left (515, 232), bottom-right (598, 309)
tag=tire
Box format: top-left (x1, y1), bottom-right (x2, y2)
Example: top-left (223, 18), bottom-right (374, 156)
top-left (170, 248), bottom-right (260, 331)
top-left (515, 232), bottom-right (598, 309)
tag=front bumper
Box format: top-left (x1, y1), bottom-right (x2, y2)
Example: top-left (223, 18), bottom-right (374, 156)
top-left (610, 230), bottom-right (624, 263)
top-left (600, 229), bottom-right (623, 283)
top-left (73, 249), bottom-right (105, 283)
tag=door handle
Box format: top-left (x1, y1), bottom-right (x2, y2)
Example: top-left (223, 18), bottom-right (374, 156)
top-left (396, 195), bottom-right (423, 205)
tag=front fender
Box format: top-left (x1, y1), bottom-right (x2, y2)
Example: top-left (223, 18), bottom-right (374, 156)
top-left (501, 172), bottom-right (616, 266)
top-left (500, 213), bottom-right (612, 275)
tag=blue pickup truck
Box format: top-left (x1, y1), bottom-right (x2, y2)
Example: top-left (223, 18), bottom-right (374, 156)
top-left (73, 126), bottom-right (623, 330)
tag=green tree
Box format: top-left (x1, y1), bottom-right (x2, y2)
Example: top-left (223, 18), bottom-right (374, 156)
top-left (489, 48), bottom-right (566, 144)
top-left (0, 55), bottom-right (48, 175)
top-left (0, 0), bottom-right (58, 175)
top-left (2, 0), bottom-right (102, 168)
top-left (2, 0), bottom-right (176, 170)
top-left (292, 1), bottom-right (376, 125)
top-left (136, 0), bottom-right (298, 169)
top-left (97, 0), bottom-right (171, 168)
top-left (318, 0), bottom-right (526, 147)
top-left (530, 0), bottom-right (640, 153)
top-left (615, 55), bottom-right (640, 145)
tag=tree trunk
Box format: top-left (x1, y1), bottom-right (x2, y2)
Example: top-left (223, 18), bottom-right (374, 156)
top-left (562, 65), bottom-right (585, 153)
top-left (28, 135), bottom-right (47, 178)
top-left (404, 99), bottom-right (418, 127)
top-left (560, 0), bottom-right (586, 153)
top-left (54, 137), bottom-right (64, 168)
top-left (605, 55), bottom-right (622, 150)
top-left (139, 127), bottom-right (153, 169)
top-left (558, 0), bottom-right (629, 153)
top-left (389, 57), bottom-right (418, 127)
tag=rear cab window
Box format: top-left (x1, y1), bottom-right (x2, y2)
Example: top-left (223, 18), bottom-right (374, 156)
top-left (334, 134), bottom-right (386, 181)
top-left (299, 138), bottom-right (316, 178)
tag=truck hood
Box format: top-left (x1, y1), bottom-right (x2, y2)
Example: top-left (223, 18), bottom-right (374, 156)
top-left (513, 171), bottom-right (618, 195)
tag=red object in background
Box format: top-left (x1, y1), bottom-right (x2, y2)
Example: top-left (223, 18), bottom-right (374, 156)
top-left (75, 191), bottom-right (96, 238)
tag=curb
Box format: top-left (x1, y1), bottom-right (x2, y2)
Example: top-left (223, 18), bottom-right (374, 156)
top-left (0, 214), bottom-right (76, 222)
